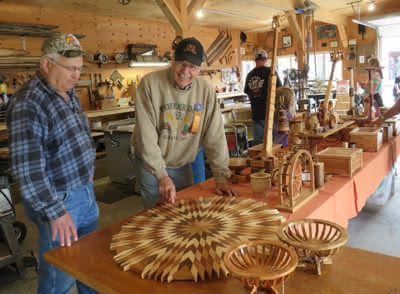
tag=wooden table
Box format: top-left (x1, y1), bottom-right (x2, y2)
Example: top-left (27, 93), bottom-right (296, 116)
top-left (44, 215), bottom-right (400, 294)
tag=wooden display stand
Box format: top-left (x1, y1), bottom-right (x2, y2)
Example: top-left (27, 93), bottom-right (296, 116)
top-left (350, 127), bottom-right (383, 152)
top-left (315, 147), bottom-right (363, 177)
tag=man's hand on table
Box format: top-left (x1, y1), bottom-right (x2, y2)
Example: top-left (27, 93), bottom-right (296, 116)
top-left (216, 183), bottom-right (239, 196)
top-left (159, 176), bottom-right (176, 204)
top-left (50, 212), bottom-right (78, 247)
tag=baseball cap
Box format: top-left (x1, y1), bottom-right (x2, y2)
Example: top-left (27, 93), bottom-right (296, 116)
top-left (255, 49), bottom-right (267, 60)
top-left (42, 33), bottom-right (85, 58)
top-left (174, 37), bottom-right (204, 67)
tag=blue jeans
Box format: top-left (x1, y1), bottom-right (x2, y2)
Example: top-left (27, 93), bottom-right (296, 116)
top-left (191, 146), bottom-right (206, 184)
top-left (253, 120), bottom-right (265, 146)
top-left (135, 156), bottom-right (193, 209)
top-left (22, 182), bottom-right (99, 294)
top-left (253, 119), bottom-right (278, 146)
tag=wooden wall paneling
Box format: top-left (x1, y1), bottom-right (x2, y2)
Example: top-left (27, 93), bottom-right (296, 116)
top-left (0, 2), bottom-right (241, 110)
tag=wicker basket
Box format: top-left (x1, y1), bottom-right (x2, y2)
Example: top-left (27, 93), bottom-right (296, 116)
top-left (277, 219), bottom-right (348, 275)
top-left (224, 241), bottom-right (298, 294)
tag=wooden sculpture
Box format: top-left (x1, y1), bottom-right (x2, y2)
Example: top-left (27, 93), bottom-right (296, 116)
top-left (277, 149), bottom-right (318, 212)
top-left (224, 241), bottom-right (298, 294)
top-left (110, 196), bottom-right (284, 283)
top-left (263, 15), bottom-right (281, 156)
top-left (277, 219), bottom-right (348, 275)
top-left (320, 50), bottom-right (343, 127)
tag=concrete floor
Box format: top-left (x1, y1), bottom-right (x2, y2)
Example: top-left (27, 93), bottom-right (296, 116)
top-left (0, 164), bottom-right (399, 293)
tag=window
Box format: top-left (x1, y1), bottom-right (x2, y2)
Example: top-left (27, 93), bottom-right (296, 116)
top-left (277, 53), bottom-right (343, 82)
top-left (277, 55), bottom-right (297, 82)
top-left (308, 52), bottom-right (343, 81)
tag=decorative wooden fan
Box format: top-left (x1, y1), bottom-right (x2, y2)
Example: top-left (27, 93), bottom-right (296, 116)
top-left (277, 218), bottom-right (348, 275)
top-left (110, 196), bottom-right (284, 283)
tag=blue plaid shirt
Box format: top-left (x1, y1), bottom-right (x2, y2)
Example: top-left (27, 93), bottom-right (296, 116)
top-left (7, 73), bottom-right (95, 220)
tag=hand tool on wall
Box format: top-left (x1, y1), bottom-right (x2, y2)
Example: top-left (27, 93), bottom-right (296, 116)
top-left (208, 32), bottom-right (232, 66)
top-left (204, 30), bottom-right (225, 64)
top-left (218, 45), bottom-right (232, 65)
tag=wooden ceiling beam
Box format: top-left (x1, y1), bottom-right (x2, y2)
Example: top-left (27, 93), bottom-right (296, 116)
top-left (313, 7), bottom-right (349, 26)
top-left (286, 12), bottom-right (304, 52)
top-left (155, 0), bottom-right (184, 35)
top-left (337, 25), bottom-right (348, 49)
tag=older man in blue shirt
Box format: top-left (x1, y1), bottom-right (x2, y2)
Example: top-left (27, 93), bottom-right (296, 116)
top-left (7, 33), bottom-right (98, 294)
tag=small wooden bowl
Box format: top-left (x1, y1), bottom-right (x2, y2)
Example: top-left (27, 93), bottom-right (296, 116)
top-left (277, 219), bottom-right (348, 275)
top-left (224, 241), bottom-right (298, 294)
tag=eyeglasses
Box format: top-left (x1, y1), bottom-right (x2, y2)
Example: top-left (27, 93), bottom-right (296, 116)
top-left (175, 61), bottom-right (200, 72)
top-left (48, 58), bottom-right (87, 73)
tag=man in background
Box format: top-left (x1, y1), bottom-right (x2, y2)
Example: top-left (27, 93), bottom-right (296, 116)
top-left (7, 33), bottom-right (98, 294)
top-left (244, 49), bottom-right (282, 146)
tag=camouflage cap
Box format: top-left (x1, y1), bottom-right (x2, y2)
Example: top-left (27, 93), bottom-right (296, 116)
top-left (42, 33), bottom-right (85, 58)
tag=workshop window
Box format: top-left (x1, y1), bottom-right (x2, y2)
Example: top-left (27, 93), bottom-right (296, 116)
top-left (308, 52), bottom-right (343, 81)
top-left (277, 55), bottom-right (297, 82)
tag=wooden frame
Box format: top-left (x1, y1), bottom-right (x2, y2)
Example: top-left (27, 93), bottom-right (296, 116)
top-left (282, 35), bottom-right (292, 48)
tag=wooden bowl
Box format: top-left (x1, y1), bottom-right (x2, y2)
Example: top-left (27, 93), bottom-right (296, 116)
top-left (224, 241), bottom-right (298, 294)
top-left (277, 219), bottom-right (348, 275)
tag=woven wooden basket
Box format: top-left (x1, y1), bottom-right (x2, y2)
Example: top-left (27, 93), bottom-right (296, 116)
top-left (277, 219), bottom-right (348, 275)
top-left (224, 241), bottom-right (298, 294)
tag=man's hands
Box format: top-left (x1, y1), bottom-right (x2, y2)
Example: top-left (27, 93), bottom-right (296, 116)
top-left (158, 176), bottom-right (176, 204)
top-left (216, 183), bottom-right (239, 196)
top-left (50, 212), bottom-right (78, 247)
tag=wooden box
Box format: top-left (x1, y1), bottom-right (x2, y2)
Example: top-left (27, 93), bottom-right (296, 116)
top-left (385, 118), bottom-right (400, 136)
top-left (349, 127), bottom-right (383, 152)
top-left (382, 123), bottom-right (393, 143)
top-left (316, 147), bottom-right (363, 177)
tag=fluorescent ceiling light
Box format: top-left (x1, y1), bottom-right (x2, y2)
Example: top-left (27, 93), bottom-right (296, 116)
top-left (128, 61), bottom-right (169, 68)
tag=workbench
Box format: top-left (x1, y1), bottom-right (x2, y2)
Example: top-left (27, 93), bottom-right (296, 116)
top-left (43, 215), bottom-right (400, 294)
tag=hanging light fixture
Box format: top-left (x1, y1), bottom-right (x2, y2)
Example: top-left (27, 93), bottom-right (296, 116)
top-left (368, 0), bottom-right (375, 11)
top-left (196, 9), bottom-right (204, 18)
top-left (128, 60), bottom-right (169, 68)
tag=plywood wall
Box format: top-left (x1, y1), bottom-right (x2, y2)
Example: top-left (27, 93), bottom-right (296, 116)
top-left (0, 3), bottom-right (242, 110)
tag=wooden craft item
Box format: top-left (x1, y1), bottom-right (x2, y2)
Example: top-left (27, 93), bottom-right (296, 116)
top-left (250, 172), bottom-right (271, 197)
top-left (248, 143), bottom-right (281, 158)
top-left (224, 241), bottom-right (298, 294)
top-left (278, 110), bottom-right (290, 132)
top-left (229, 157), bottom-right (249, 183)
top-left (384, 118), bottom-right (400, 136)
top-left (349, 127), bottom-right (383, 152)
top-left (328, 111), bottom-right (340, 129)
top-left (315, 147), bottom-right (363, 177)
top-left (277, 149), bottom-right (318, 213)
top-left (382, 123), bottom-right (393, 143)
top-left (305, 113), bottom-right (320, 133)
top-left (321, 51), bottom-right (343, 126)
top-left (313, 162), bottom-right (325, 188)
top-left (263, 16), bottom-right (281, 156)
top-left (277, 218), bottom-right (348, 275)
top-left (110, 196), bottom-right (284, 283)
